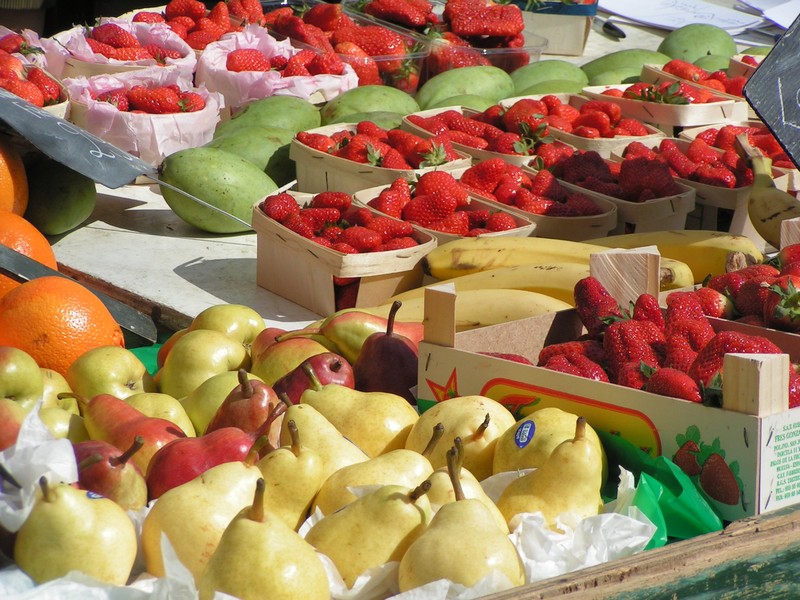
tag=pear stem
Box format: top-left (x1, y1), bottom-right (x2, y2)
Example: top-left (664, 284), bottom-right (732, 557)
top-left (246, 435), bottom-right (271, 465)
top-left (386, 300), bottom-right (402, 337)
top-left (253, 399), bottom-right (288, 442)
top-left (408, 479), bottom-right (431, 503)
top-left (453, 437), bottom-right (465, 474)
top-left (275, 328), bottom-right (321, 343)
top-left (250, 478), bottom-right (266, 523)
top-left (58, 391), bottom-right (87, 413)
top-left (278, 392), bottom-right (293, 407)
top-left (78, 454), bottom-right (105, 470)
top-left (301, 361), bottom-right (324, 391)
top-left (287, 419), bottom-right (301, 457)
top-left (473, 413), bottom-right (490, 440)
top-left (238, 368), bottom-right (254, 399)
top-left (39, 476), bottom-right (53, 502)
top-left (574, 416), bottom-right (587, 441)
top-left (446, 447), bottom-right (466, 502)
top-left (421, 422), bottom-right (445, 459)
top-left (109, 435), bottom-right (144, 467)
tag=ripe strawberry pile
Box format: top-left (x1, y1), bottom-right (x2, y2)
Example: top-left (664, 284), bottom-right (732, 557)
top-left (692, 123), bottom-right (795, 170)
top-left (661, 58), bottom-right (748, 98)
top-left (91, 84), bottom-right (205, 113)
top-left (259, 190), bottom-right (422, 252)
top-left (225, 47), bottom-right (347, 77)
top-left (83, 22), bottom-right (188, 62)
top-left (295, 120), bottom-right (463, 169)
top-left (406, 104), bottom-right (572, 163)
top-left (538, 276), bottom-right (800, 408)
top-left (263, 2), bottom-right (421, 91)
top-left (621, 138), bottom-right (753, 189)
top-left (132, 0), bottom-right (253, 51)
top-left (364, 171), bottom-right (521, 235)
top-left (0, 51), bottom-right (62, 107)
top-left (602, 80), bottom-right (726, 105)
top-left (355, 0), bottom-right (439, 30)
top-left (550, 149), bottom-right (681, 202)
top-left (458, 158), bottom-right (607, 217)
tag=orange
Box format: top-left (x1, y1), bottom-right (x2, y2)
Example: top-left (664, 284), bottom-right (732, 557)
top-left (0, 212), bottom-right (58, 300)
top-left (0, 275), bottom-right (125, 376)
top-left (0, 137), bottom-right (28, 215)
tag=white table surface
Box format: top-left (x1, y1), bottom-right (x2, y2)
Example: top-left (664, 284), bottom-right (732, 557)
top-left (48, 4), bottom-right (765, 335)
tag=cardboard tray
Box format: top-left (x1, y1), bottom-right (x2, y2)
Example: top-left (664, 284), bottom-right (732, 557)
top-left (727, 53), bottom-right (764, 80)
top-left (251, 191), bottom-right (437, 316)
top-left (417, 285), bottom-right (800, 523)
top-left (580, 83), bottom-right (750, 129)
top-left (290, 123), bottom-right (473, 195)
top-left (352, 181), bottom-right (537, 243)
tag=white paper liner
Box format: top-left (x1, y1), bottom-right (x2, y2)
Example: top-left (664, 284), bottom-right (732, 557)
top-left (64, 66), bottom-right (224, 166)
top-left (194, 24), bottom-right (359, 112)
top-left (40, 19), bottom-right (196, 80)
top-left (0, 27), bottom-right (48, 69)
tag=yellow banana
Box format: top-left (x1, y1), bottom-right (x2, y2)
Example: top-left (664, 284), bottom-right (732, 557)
top-left (584, 230), bottom-right (765, 284)
top-left (423, 236), bottom-right (609, 280)
top-left (660, 257), bottom-right (695, 290)
top-left (390, 262), bottom-right (592, 305)
top-left (747, 153), bottom-right (800, 249)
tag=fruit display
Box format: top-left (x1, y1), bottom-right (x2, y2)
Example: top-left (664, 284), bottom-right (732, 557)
top-left (6, 9), bottom-right (800, 599)
top-left (658, 58), bottom-right (749, 98)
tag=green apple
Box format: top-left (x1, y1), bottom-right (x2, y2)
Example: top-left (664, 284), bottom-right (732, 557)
top-left (0, 346), bottom-right (44, 411)
top-left (66, 346), bottom-right (156, 401)
top-left (125, 392), bottom-right (196, 437)
top-left (180, 370), bottom-right (265, 435)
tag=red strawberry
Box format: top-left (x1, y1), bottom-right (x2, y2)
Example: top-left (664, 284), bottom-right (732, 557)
top-left (363, 0), bottom-right (431, 27)
top-left (96, 87), bottom-right (129, 111)
top-left (376, 236), bottom-right (419, 251)
top-left (340, 226), bottom-right (382, 252)
top-left (603, 319), bottom-right (665, 382)
top-left (687, 330), bottom-right (783, 388)
top-left (112, 47), bottom-right (154, 62)
top-left (665, 291), bottom-right (707, 324)
top-left (699, 453), bottom-right (740, 505)
top-left (658, 138), bottom-right (697, 179)
top-left (227, 48), bottom-right (272, 72)
top-left (615, 360), bottom-right (653, 390)
top-left (529, 168), bottom-right (566, 200)
top-left (296, 131), bottom-right (336, 154)
top-left (366, 215), bottom-right (414, 242)
top-left (693, 286), bottom-right (735, 319)
top-left (692, 163), bottom-right (737, 189)
top-left (178, 90), bottom-right (205, 112)
top-left (367, 188), bottom-right (409, 219)
top-left (127, 85), bottom-right (181, 114)
top-left (572, 110), bottom-right (612, 137)
top-left (615, 118), bottom-right (649, 136)
top-left (618, 156), bottom-right (680, 200)
top-left (733, 274), bottom-right (778, 316)
top-left (662, 58), bottom-right (707, 82)
top-left (299, 207), bottom-right (340, 231)
top-left (208, 1), bottom-right (232, 30)
top-left (415, 170), bottom-right (469, 207)
top-left (333, 42), bottom-right (382, 86)
top-left (308, 52), bottom-right (346, 76)
top-left (283, 49), bottom-right (316, 77)
top-left (90, 23), bottom-right (140, 49)
top-left (145, 44), bottom-right (183, 64)
top-left (446, 0), bottom-right (524, 38)
top-left (573, 276), bottom-right (624, 339)
top-left (485, 212), bottom-right (517, 232)
top-left (564, 193), bottom-right (604, 216)
top-left (685, 137), bottom-right (720, 165)
top-left (645, 367), bottom-right (702, 402)
top-left (342, 206), bottom-right (374, 226)
top-left (537, 339), bottom-right (605, 367)
top-left (407, 135), bottom-right (460, 168)
top-left (631, 293), bottom-right (665, 330)
top-left (165, 0), bottom-right (208, 20)
top-left (259, 193), bottom-right (300, 223)
top-left (458, 158), bottom-right (508, 195)
top-left (444, 130), bottom-right (489, 149)
top-left (330, 25), bottom-right (409, 73)
top-left (0, 77), bottom-right (43, 107)
top-left (303, 1), bottom-right (350, 32)
top-left (402, 193), bottom-right (457, 227)
top-left (310, 191), bottom-right (352, 214)
top-left (427, 210), bottom-right (470, 236)
top-left (282, 212), bottom-right (316, 238)
top-left (673, 440), bottom-right (702, 476)
top-left (133, 11), bottom-right (167, 23)
top-left (552, 150), bottom-right (614, 185)
top-left (762, 275), bottom-right (800, 332)
top-left (543, 354), bottom-right (609, 382)
top-left (25, 67), bottom-right (61, 105)
top-left (185, 30), bottom-right (219, 51)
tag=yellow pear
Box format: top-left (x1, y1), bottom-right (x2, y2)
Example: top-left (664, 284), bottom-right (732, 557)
top-left (126, 391), bottom-right (196, 437)
top-left (398, 447), bottom-right (525, 592)
top-left (405, 395), bottom-right (516, 481)
top-left (14, 477), bottom-right (137, 585)
top-left (257, 419), bottom-right (325, 530)
top-left (198, 478), bottom-right (329, 600)
top-left (299, 363), bottom-right (418, 457)
top-left (496, 416), bottom-right (605, 532)
top-left (279, 403), bottom-right (369, 482)
top-left (305, 481), bottom-right (432, 588)
top-left (493, 407), bottom-right (606, 477)
top-left (312, 448), bottom-right (433, 516)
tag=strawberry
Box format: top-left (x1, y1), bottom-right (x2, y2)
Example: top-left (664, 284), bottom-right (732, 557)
top-left (572, 110), bottom-right (612, 137)
top-left (618, 156), bottom-right (680, 200)
top-left (603, 319), bottom-right (665, 382)
top-left (662, 58), bottom-right (707, 82)
top-left (685, 137), bottom-right (720, 165)
top-left (380, 148), bottom-right (413, 169)
top-left (241, 0), bottom-right (265, 24)
top-left (733, 274), bottom-right (778, 316)
top-left (564, 193), bottom-right (604, 216)
top-left (427, 210), bottom-right (470, 236)
top-left (425, 32), bottom-right (491, 75)
top-left (194, 16), bottom-right (228, 39)
top-left (165, 21), bottom-right (191, 40)
top-left (687, 330), bottom-right (783, 388)
top-left (274, 17), bottom-right (335, 53)
top-left (342, 206), bottom-right (374, 226)
top-left (573, 276), bottom-right (624, 339)
top-left (340, 226), bottom-right (382, 252)
top-left (615, 118), bottom-right (649, 136)
top-left (658, 138), bottom-right (697, 179)
top-left (365, 215), bottom-right (414, 242)
top-left (112, 47), bottom-right (154, 62)
top-left (308, 52), bottom-right (346, 76)
top-left (443, 130), bottom-right (488, 149)
top-left (208, 1), bottom-right (233, 30)
top-left (334, 42), bottom-right (382, 86)
top-left (96, 88), bottom-right (129, 111)
top-left (692, 163), bottom-right (737, 188)
top-left (485, 212), bottom-right (517, 232)
top-left (699, 453), bottom-right (740, 505)
top-left (645, 366), bottom-right (702, 402)
top-left (283, 49), bottom-right (315, 77)
top-left (282, 212), bottom-right (316, 238)
top-left (458, 158), bottom-right (508, 194)
top-left (296, 131), bottom-right (336, 154)
top-left (303, 1), bottom-right (351, 32)
top-left (407, 135), bottom-right (460, 168)
top-left (693, 286), bottom-right (734, 319)
top-left (615, 360), bottom-right (653, 390)
top-left (542, 354), bottom-right (609, 382)
top-left (178, 91), bottom-right (205, 112)
top-left (127, 85), bottom-right (181, 114)
top-left (310, 191), bottom-right (352, 214)
top-left (0, 33), bottom-right (26, 54)
top-left (673, 440), bottom-right (702, 476)
top-left (321, 225), bottom-right (345, 243)
top-left (777, 243), bottom-right (800, 271)
top-left (227, 48), bottom-right (272, 72)
top-left (90, 23), bottom-right (140, 49)
top-left (665, 291), bottom-right (708, 324)
top-left (330, 25), bottom-right (409, 73)
top-left (0, 77), bottom-right (43, 107)
top-left (25, 67), bottom-right (61, 105)
top-left (631, 293), bottom-right (665, 330)
top-left (707, 263), bottom-right (780, 297)
top-left (133, 11), bottom-right (167, 23)
top-left (537, 339), bottom-right (606, 367)
top-left (145, 44), bottom-right (183, 64)
top-left (551, 150), bottom-right (614, 185)
top-left (376, 236), bottom-right (419, 251)
top-left (259, 193), bottom-right (300, 223)
top-left (363, 0), bottom-right (432, 28)
top-left (299, 207), bottom-right (340, 231)
top-left (185, 30), bottom-right (219, 50)
top-left (486, 132), bottom-right (525, 155)
top-left (415, 170), bottom-right (469, 207)
top-left (356, 120), bottom-right (389, 142)
top-left (762, 275), bottom-right (800, 332)
top-left (85, 36), bottom-right (116, 58)
top-left (402, 193), bottom-right (457, 226)
top-left (367, 188), bottom-right (408, 218)
top-left (446, 0), bottom-right (524, 38)
top-left (165, 0), bottom-right (208, 20)
top-left (465, 209), bottom-right (490, 229)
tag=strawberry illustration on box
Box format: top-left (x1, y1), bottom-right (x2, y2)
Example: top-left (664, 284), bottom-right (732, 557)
top-left (194, 24), bottom-right (358, 111)
top-left (674, 426), bottom-right (743, 506)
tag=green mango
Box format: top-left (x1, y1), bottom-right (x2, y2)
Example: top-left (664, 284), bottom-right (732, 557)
top-left (414, 66), bottom-right (515, 110)
top-left (327, 111), bottom-right (406, 129)
top-left (693, 54), bottom-right (732, 73)
top-left (516, 79), bottom-right (586, 96)
top-left (511, 60), bottom-right (588, 95)
top-left (580, 49), bottom-right (670, 83)
top-left (588, 68), bottom-right (644, 86)
top-left (226, 96), bottom-right (321, 134)
top-left (741, 46), bottom-right (772, 56)
top-left (205, 126), bottom-right (295, 187)
top-left (23, 157), bottom-right (97, 235)
top-left (426, 94), bottom-right (497, 111)
top-left (158, 147), bottom-right (278, 234)
top-left (320, 86), bottom-right (421, 125)
top-left (657, 24), bottom-right (737, 62)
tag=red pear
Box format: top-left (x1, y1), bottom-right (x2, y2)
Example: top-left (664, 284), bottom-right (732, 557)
top-left (272, 352), bottom-right (355, 405)
top-left (73, 436), bottom-right (148, 510)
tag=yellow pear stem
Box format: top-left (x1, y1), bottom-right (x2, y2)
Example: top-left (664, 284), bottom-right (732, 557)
top-left (109, 435), bottom-right (144, 468)
top-left (453, 437), bottom-right (465, 474)
top-left (574, 416), bottom-right (587, 441)
top-left (287, 419), bottom-right (301, 457)
top-left (301, 361), bottom-right (324, 391)
top-left (275, 328), bottom-right (320, 343)
top-left (408, 480), bottom-right (431, 503)
top-left (250, 478), bottom-right (266, 523)
top-left (238, 368), bottom-right (254, 399)
top-left (39, 476), bottom-right (53, 502)
top-left (246, 435), bottom-right (271, 465)
top-left (472, 413), bottom-right (491, 440)
top-left (278, 392), bottom-right (292, 408)
top-left (446, 447), bottom-right (466, 502)
top-left (421, 422), bottom-right (445, 459)
top-left (58, 391), bottom-right (87, 414)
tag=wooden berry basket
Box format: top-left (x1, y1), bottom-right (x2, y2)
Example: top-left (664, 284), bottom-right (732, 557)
top-left (251, 191), bottom-right (437, 316)
top-left (352, 181), bottom-right (537, 244)
top-left (727, 53), bottom-right (763, 79)
top-left (289, 123), bottom-right (473, 195)
top-left (498, 93), bottom-right (667, 158)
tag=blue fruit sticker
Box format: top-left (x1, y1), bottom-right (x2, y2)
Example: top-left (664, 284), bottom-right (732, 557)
top-left (514, 420), bottom-right (535, 448)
